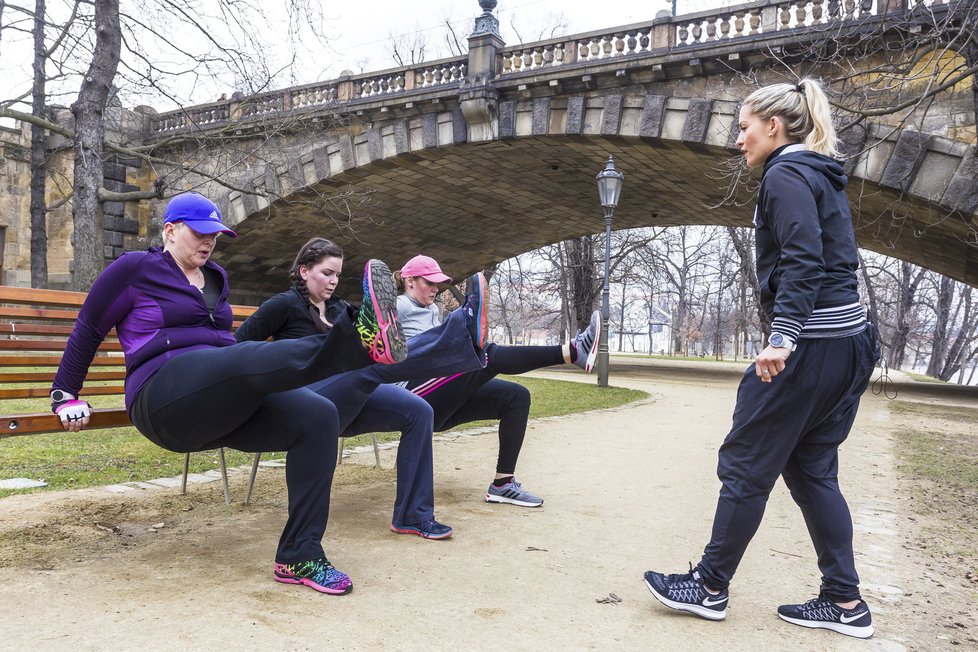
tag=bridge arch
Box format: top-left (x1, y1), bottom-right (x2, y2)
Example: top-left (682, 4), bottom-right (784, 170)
top-left (206, 93), bottom-right (977, 301)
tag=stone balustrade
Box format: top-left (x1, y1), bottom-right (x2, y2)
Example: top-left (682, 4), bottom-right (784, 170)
top-left (151, 0), bottom-right (952, 135)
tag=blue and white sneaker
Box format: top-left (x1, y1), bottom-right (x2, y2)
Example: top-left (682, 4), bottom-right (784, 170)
top-left (778, 595), bottom-right (874, 639)
top-left (485, 478), bottom-right (543, 507)
top-left (571, 310), bottom-right (601, 373)
top-left (390, 518), bottom-right (454, 540)
top-left (644, 565), bottom-right (728, 621)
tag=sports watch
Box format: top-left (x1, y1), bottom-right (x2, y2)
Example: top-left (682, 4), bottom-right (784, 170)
top-left (769, 333), bottom-right (796, 351)
top-left (50, 389), bottom-right (71, 403)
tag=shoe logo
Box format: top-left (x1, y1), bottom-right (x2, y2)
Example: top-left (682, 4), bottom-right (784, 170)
top-left (839, 611), bottom-right (868, 624)
top-left (702, 595), bottom-right (728, 607)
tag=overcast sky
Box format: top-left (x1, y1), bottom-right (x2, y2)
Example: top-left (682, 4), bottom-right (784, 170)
top-left (0, 0), bottom-right (738, 117)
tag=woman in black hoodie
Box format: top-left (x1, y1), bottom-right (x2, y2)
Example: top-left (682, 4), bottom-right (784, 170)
top-left (643, 78), bottom-right (879, 639)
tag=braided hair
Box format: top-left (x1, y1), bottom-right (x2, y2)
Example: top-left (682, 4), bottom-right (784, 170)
top-left (290, 237), bottom-right (344, 332)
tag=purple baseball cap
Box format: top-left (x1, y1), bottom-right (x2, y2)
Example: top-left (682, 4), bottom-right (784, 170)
top-left (163, 192), bottom-right (237, 238)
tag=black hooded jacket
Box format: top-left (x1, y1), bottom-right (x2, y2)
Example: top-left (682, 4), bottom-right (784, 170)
top-left (754, 145), bottom-right (861, 342)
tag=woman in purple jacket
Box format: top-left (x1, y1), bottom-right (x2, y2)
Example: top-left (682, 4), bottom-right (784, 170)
top-left (49, 192), bottom-right (424, 596)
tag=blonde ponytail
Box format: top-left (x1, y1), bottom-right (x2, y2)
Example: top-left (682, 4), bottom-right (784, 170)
top-left (743, 78), bottom-right (839, 158)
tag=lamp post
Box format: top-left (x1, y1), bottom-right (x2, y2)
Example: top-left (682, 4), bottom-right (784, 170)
top-left (595, 156), bottom-right (624, 388)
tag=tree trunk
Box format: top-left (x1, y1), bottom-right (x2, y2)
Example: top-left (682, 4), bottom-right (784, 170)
top-left (926, 274), bottom-right (953, 378)
top-left (30, 0), bottom-right (48, 288)
top-left (69, 0), bottom-right (120, 291)
top-left (888, 262), bottom-right (925, 370)
top-left (566, 236), bottom-right (596, 329)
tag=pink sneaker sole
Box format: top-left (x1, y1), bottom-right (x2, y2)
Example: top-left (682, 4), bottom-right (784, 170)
top-left (364, 260), bottom-right (407, 364)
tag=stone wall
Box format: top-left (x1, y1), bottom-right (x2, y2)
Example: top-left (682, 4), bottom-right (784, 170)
top-left (0, 123), bottom-right (31, 286)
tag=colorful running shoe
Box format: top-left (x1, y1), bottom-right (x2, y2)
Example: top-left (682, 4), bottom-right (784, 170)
top-left (390, 518), bottom-right (454, 540)
top-left (356, 259), bottom-right (407, 364)
top-left (273, 558), bottom-right (352, 595)
top-left (643, 565), bottom-right (728, 621)
top-left (485, 478), bottom-right (544, 507)
top-left (571, 310), bottom-right (601, 373)
top-left (464, 272), bottom-right (489, 349)
top-left (778, 595), bottom-right (875, 639)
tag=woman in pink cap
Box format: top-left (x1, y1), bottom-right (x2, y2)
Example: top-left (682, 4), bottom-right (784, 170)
top-left (394, 254), bottom-right (601, 507)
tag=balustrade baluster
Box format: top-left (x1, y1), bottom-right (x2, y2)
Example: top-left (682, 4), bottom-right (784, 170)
top-left (707, 19), bottom-right (717, 40)
top-left (678, 24), bottom-right (689, 45)
top-left (780, 5), bottom-right (791, 29)
top-left (734, 12), bottom-right (745, 36)
top-left (720, 16), bottom-right (731, 39)
top-left (844, 0), bottom-right (855, 16)
top-left (553, 43), bottom-right (564, 64)
top-left (796, 2), bottom-right (807, 26)
top-left (692, 22), bottom-right (702, 43)
top-left (860, 0), bottom-right (873, 13)
top-left (812, 0), bottom-right (824, 22)
top-left (750, 11), bottom-right (761, 32)
top-left (613, 33), bottom-right (624, 55)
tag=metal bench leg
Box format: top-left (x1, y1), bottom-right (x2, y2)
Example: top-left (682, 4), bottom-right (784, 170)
top-left (371, 433), bottom-right (381, 468)
top-left (244, 452), bottom-right (262, 505)
top-left (181, 453), bottom-right (190, 495)
top-left (219, 448), bottom-right (231, 505)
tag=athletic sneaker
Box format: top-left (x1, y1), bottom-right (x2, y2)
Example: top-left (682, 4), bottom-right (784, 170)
top-left (778, 595), bottom-right (874, 639)
top-left (464, 272), bottom-right (489, 349)
top-left (356, 259), bottom-right (407, 364)
top-left (273, 558), bottom-right (352, 595)
top-left (643, 566), bottom-right (728, 621)
top-left (390, 518), bottom-right (454, 540)
top-left (571, 310), bottom-right (601, 373)
top-left (485, 478), bottom-right (544, 507)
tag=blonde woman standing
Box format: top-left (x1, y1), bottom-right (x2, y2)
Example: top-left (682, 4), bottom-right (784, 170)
top-left (643, 79), bottom-right (880, 639)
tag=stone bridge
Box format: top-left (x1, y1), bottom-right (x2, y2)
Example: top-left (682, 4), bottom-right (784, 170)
top-left (4, 0), bottom-right (973, 297)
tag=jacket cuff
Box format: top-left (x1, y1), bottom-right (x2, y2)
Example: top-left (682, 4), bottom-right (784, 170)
top-left (770, 316), bottom-right (802, 342)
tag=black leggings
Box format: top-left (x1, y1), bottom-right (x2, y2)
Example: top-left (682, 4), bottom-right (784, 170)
top-left (130, 315), bottom-right (370, 565)
top-left (411, 343), bottom-right (564, 475)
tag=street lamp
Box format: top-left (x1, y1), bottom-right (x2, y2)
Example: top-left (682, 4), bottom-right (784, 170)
top-left (595, 155), bottom-right (624, 388)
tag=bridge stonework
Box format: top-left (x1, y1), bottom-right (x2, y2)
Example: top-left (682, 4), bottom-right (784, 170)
top-left (10, 0), bottom-right (978, 297)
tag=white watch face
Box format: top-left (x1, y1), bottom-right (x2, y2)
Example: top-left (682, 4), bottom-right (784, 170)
top-left (770, 334), bottom-right (784, 347)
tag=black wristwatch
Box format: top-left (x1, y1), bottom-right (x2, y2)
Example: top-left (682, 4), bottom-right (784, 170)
top-left (50, 389), bottom-right (71, 403)
top-left (769, 333), bottom-right (797, 351)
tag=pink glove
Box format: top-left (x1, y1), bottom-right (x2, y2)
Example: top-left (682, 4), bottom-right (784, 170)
top-left (54, 399), bottom-right (92, 424)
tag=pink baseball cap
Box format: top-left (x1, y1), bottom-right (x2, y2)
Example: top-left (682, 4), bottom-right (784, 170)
top-left (400, 254), bottom-right (452, 284)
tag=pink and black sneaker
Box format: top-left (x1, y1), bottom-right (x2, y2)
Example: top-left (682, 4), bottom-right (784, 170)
top-left (356, 259), bottom-right (407, 364)
top-left (273, 558), bottom-right (352, 595)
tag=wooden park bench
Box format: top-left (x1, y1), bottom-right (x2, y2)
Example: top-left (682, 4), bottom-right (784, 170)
top-left (0, 285), bottom-right (384, 504)
top-left (0, 285), bottom-right (263, 503)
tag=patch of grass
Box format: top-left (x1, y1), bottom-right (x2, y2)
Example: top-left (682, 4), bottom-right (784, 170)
top-left (891, 400), bottom-right (978, 568)
top-left (346, 375), bottom-right (645, 447)
top-left (903, 370), bottom-right (946, 383)
top-left (2, 376), bottom-right (645, 498)
top-left (613, 352), bottom-right (746, 364)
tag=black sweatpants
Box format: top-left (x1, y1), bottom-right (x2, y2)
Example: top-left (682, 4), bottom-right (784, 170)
top-left (130, 314), bottom-right (370, 565)
top-left (405, 343), bottom-right (564, 474)
top-left (696, 329), bottom-right (877, 602)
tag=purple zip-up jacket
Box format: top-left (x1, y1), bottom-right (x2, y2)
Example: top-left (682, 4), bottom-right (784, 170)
top-left (52, 246), bottom-right (237, 413)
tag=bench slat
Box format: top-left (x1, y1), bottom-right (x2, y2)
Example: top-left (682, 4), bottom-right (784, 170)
top-left (0, 340), bottom-right (123, 352)
top-left (0, 385), bottom-right (124, 399)
top-left (1, 408), bottom-right (131, 437)
top-left (0, 355), bottom-right (123, 367)
top-left (0, 371), bottom-right (127, 383)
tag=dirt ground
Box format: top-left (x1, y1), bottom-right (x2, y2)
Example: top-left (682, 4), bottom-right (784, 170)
top-left (1, 359), bottom-right (975, 651)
